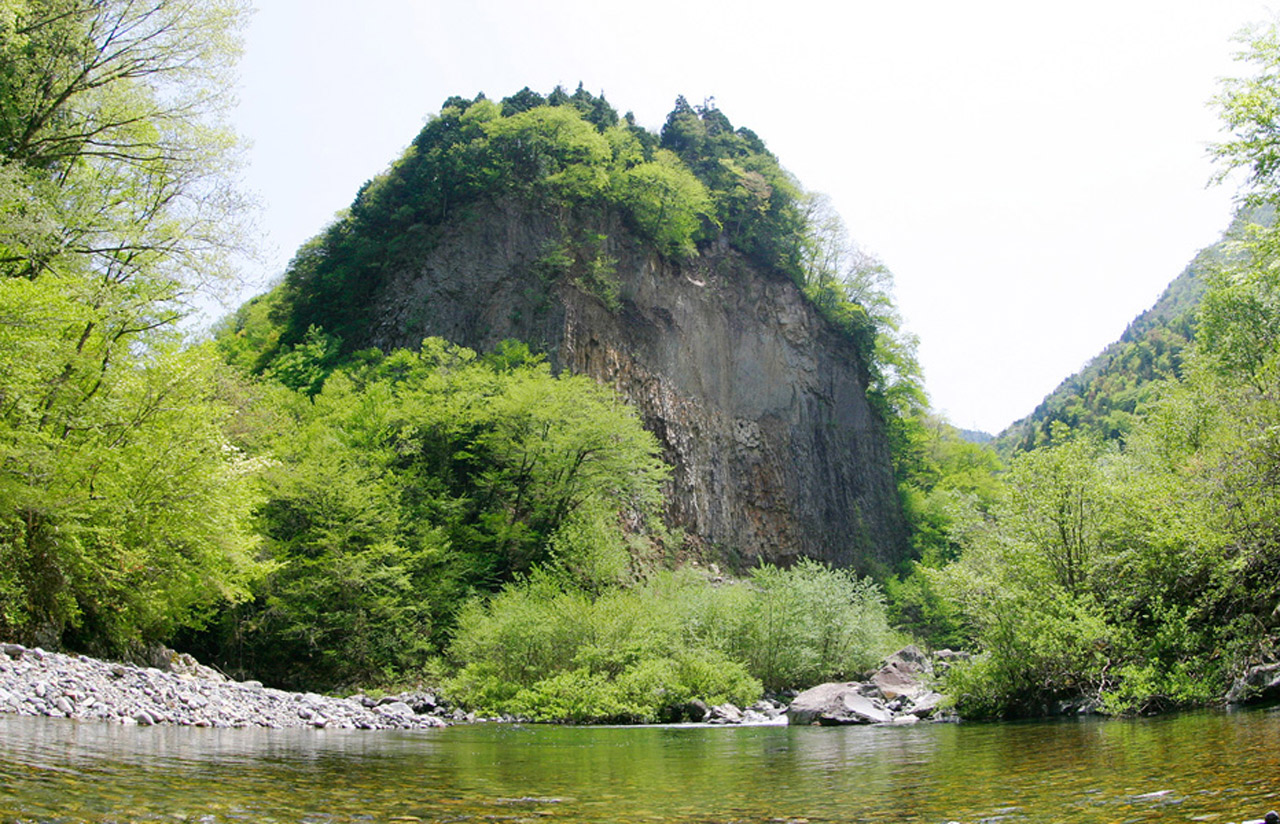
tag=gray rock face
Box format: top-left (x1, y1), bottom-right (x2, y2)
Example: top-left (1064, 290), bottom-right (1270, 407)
top-left (364, 201), bottom-right (908, 571)
top-left (1226, 662), bottom-right (1280, 704)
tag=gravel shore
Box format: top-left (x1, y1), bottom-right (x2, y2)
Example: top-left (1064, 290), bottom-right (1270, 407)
top-left (0, 643), bottom-right (451, 730)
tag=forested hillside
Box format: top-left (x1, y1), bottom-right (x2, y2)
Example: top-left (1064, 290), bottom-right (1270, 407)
top-left (998, 208), bottom-right (1267, 453)
top-left (896, 23), bottom-right (1280, 716)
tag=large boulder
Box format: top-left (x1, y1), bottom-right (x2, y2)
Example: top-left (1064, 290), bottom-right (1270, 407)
top-left (932, 649), bottom-right (970, 674)
top-left (786, 682), bottom-right (894, 725)
top-left (869, 645), bottom-right (932, 700)
top-left (882, 645), bottom-right (933, 675)
top-left (1226, 662), bottom-right (1280, 705)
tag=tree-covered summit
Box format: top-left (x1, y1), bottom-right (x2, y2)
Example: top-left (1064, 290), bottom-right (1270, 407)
top-left (267, 87), bottom-right (828, 358)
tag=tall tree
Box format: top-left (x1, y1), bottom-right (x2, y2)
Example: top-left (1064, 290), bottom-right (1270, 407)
top-left (0, 0), bottom-right (259, 653)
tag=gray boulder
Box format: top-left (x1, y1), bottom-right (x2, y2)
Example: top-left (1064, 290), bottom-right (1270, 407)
top-left (869, 645), bottom-right (934, 700)
top-left (905, 690), bottom-right (945, 718)
top-left (883, 645), bottom-right (933, 675)
top-left (374, 700), bottom-right (415, 718)
top-left (706, 703), bottom-right (744, 724)
top-left (932, 649), bottom-right (970, 674)
top-left (1226, 662), bottom-right (1280, 705)
top-left (786, 682), bottom-right (895, 725)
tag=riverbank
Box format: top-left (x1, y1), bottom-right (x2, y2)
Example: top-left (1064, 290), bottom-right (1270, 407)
top-left (0, 642), bottom-right (958, 730)
top-left (0, 643), bottom-right (448, 730)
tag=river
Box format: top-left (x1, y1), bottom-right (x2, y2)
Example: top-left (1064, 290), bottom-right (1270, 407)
top-left (2, 708), bottom-right (1278, 823)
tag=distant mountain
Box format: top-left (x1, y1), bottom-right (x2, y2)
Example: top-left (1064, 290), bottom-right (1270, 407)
top-left (996, 207), bottom-right (1266, 454)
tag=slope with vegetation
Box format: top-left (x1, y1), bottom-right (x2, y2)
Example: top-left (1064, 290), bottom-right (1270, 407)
top-left (997, 208), bottom-right (1267, 453)
top-left (224, 84), bottom-right (927, 573)
top-left (908, 20), bottom-right (1280, 717)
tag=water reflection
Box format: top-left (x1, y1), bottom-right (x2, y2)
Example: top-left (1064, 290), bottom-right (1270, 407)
top-left (1, 709), bottom-right (1278, 823)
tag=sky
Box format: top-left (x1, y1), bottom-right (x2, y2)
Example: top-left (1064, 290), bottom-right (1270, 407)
top-left (229, 0), bottom-right (1276, 434)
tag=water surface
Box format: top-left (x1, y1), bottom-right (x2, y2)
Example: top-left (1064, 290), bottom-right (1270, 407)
top-left (2, 708), bottom-right (1278, 823)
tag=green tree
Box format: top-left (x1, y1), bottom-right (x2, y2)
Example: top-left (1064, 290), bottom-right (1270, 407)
top-left (225, 339), bottom-right (670, 690)
top-left (0, 0), bottom-right (260, 654)
top-left (612, 149), bottom-right (712, 257)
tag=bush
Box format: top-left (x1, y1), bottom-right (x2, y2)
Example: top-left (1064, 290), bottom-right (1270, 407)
top-left (739, 559), bottom-right (900, 691)
top-left (445, 559), bottom-right (897, 720)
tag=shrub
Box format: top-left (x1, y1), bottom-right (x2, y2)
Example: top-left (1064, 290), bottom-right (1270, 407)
top-left (445, 559), bottom-right (897, 719)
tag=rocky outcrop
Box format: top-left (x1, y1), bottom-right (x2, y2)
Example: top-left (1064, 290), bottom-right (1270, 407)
top-left (786, 646), bottom-right (952, 725)
top-left (1226, 662), bottom-right (1280, 705)
top-left (363, 200), bottom-right (908, 571)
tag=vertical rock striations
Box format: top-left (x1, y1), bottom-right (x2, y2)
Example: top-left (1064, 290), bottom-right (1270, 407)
top-left (364, 200), bottom-right (908, 572)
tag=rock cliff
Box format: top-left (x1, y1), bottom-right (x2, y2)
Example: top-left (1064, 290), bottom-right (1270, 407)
top-left (361, 199), bottom-right (908, 572)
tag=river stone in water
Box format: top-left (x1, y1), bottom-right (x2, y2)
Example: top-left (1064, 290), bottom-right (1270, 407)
top-left (786, 683), bottom-right (894, 725)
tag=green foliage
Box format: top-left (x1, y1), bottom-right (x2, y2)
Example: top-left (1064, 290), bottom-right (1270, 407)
top-left (262, 324), bottom-right (342, 396)
top-left (930, 316), bottom-right (1280, 716)
top-left (0, 290), bottom-right (266, 651)
top-left (0, 0), bottom-right (250, 290)
top-left (446, 560), bottom-right (898, 720)
top-left (0, 0), bottom-right (262, 655)
top-left (612, 149), bottom-right (713, 257)
top-left (220, 338), bottom-right (669, 690)
top-left (659, 97), bottom-right (807, 276)
top-left (484, 104), bottom-right (612, 200)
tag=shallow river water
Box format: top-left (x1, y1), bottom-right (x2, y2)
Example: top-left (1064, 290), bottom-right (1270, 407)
top-left (2, 708), bottom-right (1279, 823)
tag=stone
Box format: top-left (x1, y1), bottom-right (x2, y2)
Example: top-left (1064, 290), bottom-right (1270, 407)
top-left (402, 692), bottom-right (438, 713)
top-left (0, 644), bottom-right (24, 659)
top-left (907, 691), bottom-right (945, 719)
top-left (870, 663), bottom-right (924, 701)
top-left (376, 701), bottom-right (414, 717)
top-left (786, 682), bottom-right (894, 725)
top-left (1226, 662), bottom-right (1280, 705)
top-left (678, 698), bottom-right (709, 722)
top-left (0, 646), bottom-right (453, 732)
top-left (707, 703), bottom-right (743, 724)
top-left (932, 649), bottom-right (970, 674)
top-left (882, 645), bottom-right (933, 676)
top-left (181, 693), bottom-right (209, 709)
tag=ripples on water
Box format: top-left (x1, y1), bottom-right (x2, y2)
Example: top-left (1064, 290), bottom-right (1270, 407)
top-left (1, 708), bottom-right (1278, 823)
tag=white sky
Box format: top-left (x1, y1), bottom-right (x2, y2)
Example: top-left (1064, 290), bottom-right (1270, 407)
top-left (230, 0), bottom-right (1276, 434)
